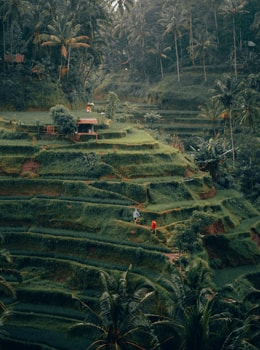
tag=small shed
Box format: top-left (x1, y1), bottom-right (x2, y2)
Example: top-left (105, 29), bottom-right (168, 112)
top-left (74, 118), bottom-right (98, 141)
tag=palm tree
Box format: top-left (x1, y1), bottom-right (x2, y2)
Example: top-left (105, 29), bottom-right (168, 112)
top-left (107, 0), bottom-right (134, 17)
top-left (207, 0), bottom-right (222, 36)
top-left (188, 30), bottom-right (217, 82)
top-left (70, 265), bottom-right (160, 349)
top-left (126, 0), bottom-right (150, 64)
top-left (155, 258), bottom-right (260, 350)
top-left (250, 10), bottom-right (260, 38)
top-left (212, 281), bottom-right (260, 350)
top-left (159, 2), bottom-right (188, 82)
top-left (198, 97), bottom-right (222, 136)
top-left (155, 258), bottom-right (220, 350)
top-left (237, 74), bottom-right (260, 132)
top-left (147, 38), bottom-right (171, 79)
top-left (238, 88), bottom-right (259, 132)
top-left (36, 15), bottom-right (90, 78)
top-left (180, 297), bottom-right (216, 350)
top-left (39, 0), bottom-right (58, 21)
top-left (23, 1), bottom-right (51, 53)
top-left (219, 0), bottom-right (249, 79)
top-left (210, 73), bottom-right (242, 166)
top-left (0, 0), bottom-right (32, 56)
top-left (0, 243), bottom-right (22, 337)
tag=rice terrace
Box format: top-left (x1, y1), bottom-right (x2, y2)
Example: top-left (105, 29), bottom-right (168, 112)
top-left (0, 0), bottom-right (260, 349)
top-left (0, 102), bottom-right (259, 349)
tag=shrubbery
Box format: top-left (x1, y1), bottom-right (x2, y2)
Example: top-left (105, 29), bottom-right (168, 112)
top-left (105, 92), bottom-right (120, 119)
top-left (169, 210), bottom-right (217, 253)
top-left (49, 105), bottom-right (77, 136)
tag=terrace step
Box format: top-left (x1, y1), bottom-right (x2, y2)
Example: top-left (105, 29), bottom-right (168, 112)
top-left (3, 228), bottom-right (170, 273)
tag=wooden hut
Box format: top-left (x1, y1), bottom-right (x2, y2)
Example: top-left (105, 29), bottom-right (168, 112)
top-left (74, 118), bottom-right (98, 141)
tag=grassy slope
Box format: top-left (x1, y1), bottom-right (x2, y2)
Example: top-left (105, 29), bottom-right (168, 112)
top-left (0, 113), bottom-right (259, 349)
top-left (93, 70), bottom-right (226, 110)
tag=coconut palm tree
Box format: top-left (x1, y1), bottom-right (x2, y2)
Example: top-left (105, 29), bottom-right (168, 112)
top-left (212, 280), bottom-right (260, 350)
top-left (154, 258), bottom-right (222, 350)
top-left (250, 10), bottom-right (260, 38)
top-left (38, 0), bottom-right (58, 21)
top-left (237, 74), bottom-right (260, 132)
top-left (154, 257), bottom-right (260, 349)
top-left (238, 88), bottom-right (259, 132)
top-left (198, 97), bottom-right (223, 136)
top-left (107, 0), bottom-right (134, 17)
top-left (188, 30), bottom-right (217, 82)
top-left (36, 15), bottom-right (90, 78)
top-left (159, 2), bottom-right (188, 82)
top-left (23, 1), bottom-right (51, 53)
top-left (147, 38), bottom-right (171, 80)
top-left (219, 0), bottom-right (249, 79)
top-left (70, 265), bottom-right (161, 349)
top-left (0, 0), bottom-right (32, 57)
top-left (207, 0), bottom-right (222, 35)
top-left (210, 73), bottom-right (243, 166)
top-left (125, 0), bottom-right (151, 73)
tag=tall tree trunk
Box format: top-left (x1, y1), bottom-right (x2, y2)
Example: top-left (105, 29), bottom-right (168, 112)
top-left (67, 46), bottom-right (71, 76)
top-left (229, 108), bottom-right (235, 166)
top-left (214, 8), bottom-right (218, 32)
top-left (202, 52), bottom-right (207, 82)
top-left (232, 16), bottom-right (237, 79)
top-left (189, 13), bottom-right (194, 65)
top-left (214, 9), bottom-right (219, 44)
top-left (160, 57), bottom-right (164, 79)
top-left (3, 22), bottom-right (6, 73)
top-left (174, 32), bottom-right (180, 82)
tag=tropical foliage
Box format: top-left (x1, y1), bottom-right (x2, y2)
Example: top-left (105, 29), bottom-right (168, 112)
top-left (105, 91), bottom-right (120, 119)
top-left (70, 265), bottom-right (161, 349)
top-left (70, 260), bottom-right (260, 350)
top-left (193, 72), bottom-right (259, 197)
top-left (0, 238), bottom-right (22, 338)
top-left (49, 104), bottom-right (77, 135)
top-left (0, 0), bottom-right (259, 108)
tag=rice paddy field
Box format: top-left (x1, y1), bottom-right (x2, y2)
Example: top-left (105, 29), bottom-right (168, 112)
top-left (0, 108), bottom-right (259, 349)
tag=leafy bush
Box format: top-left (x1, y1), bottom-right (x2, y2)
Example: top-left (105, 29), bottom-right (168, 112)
top-left (105, 92), bottom-right (120, 119)
top-left (204, 234), bottom-right (260, 268)
top-left (0, 129), bottom-right (29, 140)
top-left (0, 156), bottom-right (24, 176)
top-left (143, 111), bottom-right (163, 127)
top-left (189, 136), bottom-right (233, 185)
top-left (169, 210), bottom-right (217, 253)
top-left (49, 105), bottom-right (77, 135)
top-left (0, 145), bottom-right (37, 155)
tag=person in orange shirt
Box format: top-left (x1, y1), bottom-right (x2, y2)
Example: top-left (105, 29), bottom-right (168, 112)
top-left (151, 220), bottom-right (157, 236)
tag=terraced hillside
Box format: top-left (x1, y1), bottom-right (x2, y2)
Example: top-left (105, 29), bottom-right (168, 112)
top-left (0, 119), bottom-right (259, 349)
top-left (132, 107), bottom-right (215, 136)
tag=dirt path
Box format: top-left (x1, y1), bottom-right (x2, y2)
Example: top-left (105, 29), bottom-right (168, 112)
top-left (21, 159), bottom-right (40, 174)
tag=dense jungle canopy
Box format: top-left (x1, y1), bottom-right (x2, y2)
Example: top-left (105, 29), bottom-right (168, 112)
top-left (0, 0), bottom-right (259, 109)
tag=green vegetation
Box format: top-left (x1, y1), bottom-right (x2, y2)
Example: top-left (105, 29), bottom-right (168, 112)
top-left (0, 116), bottom-right (259, 348)
top-left (50, 105), bottom-right (77, 136)
top-left (105, 92), bottom-right (120, 119)
top-left (0, 239), bottom-right (22, 333)
top-left (0, 0), bottom-right (259, 348)
top-left (0, 0), bottom-right (259, 109)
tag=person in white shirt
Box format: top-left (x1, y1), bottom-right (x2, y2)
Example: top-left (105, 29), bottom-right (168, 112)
top-left (133, 208), bottom-right (140, 224)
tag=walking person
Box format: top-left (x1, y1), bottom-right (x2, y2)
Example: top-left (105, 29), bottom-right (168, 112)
top-left (133, 208), bottom-right (140, 224)
top-left (151, 220), bottom-right (157, 236)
